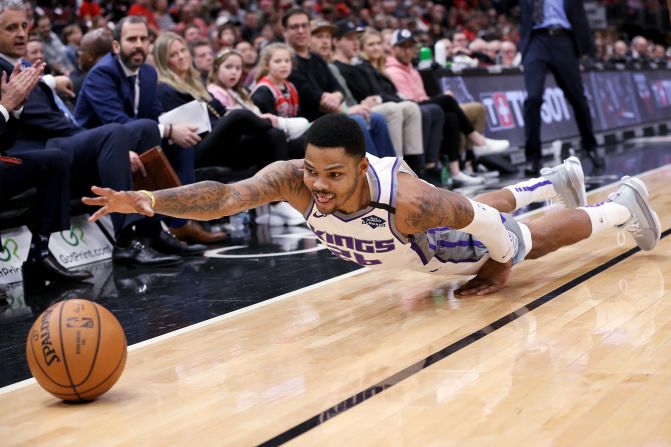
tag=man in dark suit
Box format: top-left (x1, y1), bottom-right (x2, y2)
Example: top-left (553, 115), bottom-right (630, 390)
top-left (1, 60), bottom-right (92, 283)
top-left (75, 16), bottom-right (226, 244)
top-left (0, 1), bottom-right (185, 266)
top-left (71, 28), bottom-right (113, 95)
top-left (514, 0), bottom-right (604, 175)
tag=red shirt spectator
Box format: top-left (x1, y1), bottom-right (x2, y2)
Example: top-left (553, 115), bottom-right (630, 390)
top-left (128, 2), bottom-right (159, 31)
top-left (79, 0), bottom-right (102, 20)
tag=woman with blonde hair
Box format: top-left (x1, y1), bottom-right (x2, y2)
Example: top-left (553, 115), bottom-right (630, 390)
top-left (153, 32), bottom-right (290, 172)
top-left (358, 28), bottom-right (445, 185)
top-left (154, 32), bottom-right (301, 226)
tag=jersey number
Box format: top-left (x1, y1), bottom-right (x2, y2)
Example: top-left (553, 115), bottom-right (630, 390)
top-left (328, 245), bottom-right (382, 266)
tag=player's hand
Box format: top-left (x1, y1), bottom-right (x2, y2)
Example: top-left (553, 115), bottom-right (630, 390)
top-left (82, 185), bottom-right (155, 221)
top-left (455, 258), bottom-right (512, 296)
top-left (170, 124), bottom-right (201, 148)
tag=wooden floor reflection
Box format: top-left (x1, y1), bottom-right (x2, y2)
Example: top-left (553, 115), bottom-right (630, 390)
top-left (1, 166), bottom-right (670, 447)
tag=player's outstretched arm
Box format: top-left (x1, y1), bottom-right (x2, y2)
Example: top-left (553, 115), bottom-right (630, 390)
top-left (395, 174), bottom-right (516, 263)
top-left (83, 160), bottom-right (307, 222)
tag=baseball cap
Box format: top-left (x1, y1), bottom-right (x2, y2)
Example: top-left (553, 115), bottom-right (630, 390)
top-left (333, 19), bottom-right (364, 39)
top-left (310, 20), bottom-right (337, 35)
top-left (391, 29), bottom-right (416, 47)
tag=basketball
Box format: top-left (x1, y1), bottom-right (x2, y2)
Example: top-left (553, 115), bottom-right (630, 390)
top-left (25, 299), bottom-right (127, 402)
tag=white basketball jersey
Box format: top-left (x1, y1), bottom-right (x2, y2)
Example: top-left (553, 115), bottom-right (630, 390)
top-left (303, 155), bottom-right (488, 276)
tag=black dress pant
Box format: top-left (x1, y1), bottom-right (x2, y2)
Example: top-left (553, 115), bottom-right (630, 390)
top-left (522, 31), bottom-right (597, 162)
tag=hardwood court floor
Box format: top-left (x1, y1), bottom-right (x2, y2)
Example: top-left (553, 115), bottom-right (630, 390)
top-left (1, 165), bottom-right (669, 447)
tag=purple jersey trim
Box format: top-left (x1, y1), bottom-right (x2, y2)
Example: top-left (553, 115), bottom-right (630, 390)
top-left (410, 239), bottom-right (429, 265)
top-left (331, 164), bottom-right (381, 222)
top-left (388, 158), bottom-right (407, 244)
top-left (435, 254), bottom-right (482, 263)
top-left (429, 239), bottom-right (485, 250)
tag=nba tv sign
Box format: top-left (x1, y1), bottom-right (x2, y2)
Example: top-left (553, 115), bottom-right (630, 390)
top-left (481, 87), bottom-right (573, 131)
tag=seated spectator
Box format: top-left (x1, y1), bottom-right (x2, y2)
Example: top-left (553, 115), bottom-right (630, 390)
top-left (25, 37), bottom-right (48, 71)
top-left (288, 11), bottom-right (395, 158)
top-left (128, 0), bottom-right (159, 34)
top-left (183, 23), bottom-right (202, 45)
top-left (174, 4), bottom-right (208, 39)
top-left (630, 36), bottom-right (650, 64)
top-left (1, 60), bottom-right (93, 284)
top-left (485, 40), bottom-right (501, 65)
top-left (152, 32), bottom-right (291, 177)
top-left (386, 29), bottom-right (509, 186)
top-left (208, 47), bottom-right (307, 153)
top-left (217, 23), bottom-right (237, 51)
top-left (1, 4), bottom-right (184, 267)
top-left (207, 47), bottom-right (307, 226)
top-left (235, 40), bottom-right (258, 89)
top-left (35, 14), bottom-right (73, 75)
top-left (469, 38), bottom-right (495, 65)
top-left (62, 24), bottom-right (82, 73)
top-left (251, 43), bottom-right (304, 124)
top-left (652, 44), bottom-right (667, 64)
top-left (331, 22), bottom-right (424, 166)
top-left (154, 0), bottom-right (175, 31)
top-left (609, 40), bottom-right (629, 64)
top-left (500, 41), bottom-right (520, 67)
top-left (75, 17), bottom-right (225, 246)
top-left (71, 28), bottom-right (112, 95)
top-left (360, 27), bottom-right (445, 185)
top-left (191, 40), bottom-right (214, 85)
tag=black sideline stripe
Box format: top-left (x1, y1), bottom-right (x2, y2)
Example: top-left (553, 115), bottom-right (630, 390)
top-left (257, 228), bottom-right (671, 447)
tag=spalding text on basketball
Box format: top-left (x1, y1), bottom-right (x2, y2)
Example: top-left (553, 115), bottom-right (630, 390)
top-left (39, 306), bottom-right (60, 366)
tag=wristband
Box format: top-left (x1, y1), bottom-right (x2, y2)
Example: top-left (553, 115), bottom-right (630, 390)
top-left (137, 190), bottom-right (156, 209)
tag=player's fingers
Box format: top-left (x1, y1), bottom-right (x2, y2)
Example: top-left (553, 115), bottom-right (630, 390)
top-left (91, 185), bottom-right (113, 196)
top-left (81, 196), bottom-right (108, 206)
top-left (88, 206), bottom-right (110, 222)
top-left (476, 285), bottom-right (501, 296)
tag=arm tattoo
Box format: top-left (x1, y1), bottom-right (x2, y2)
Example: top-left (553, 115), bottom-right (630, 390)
top-left (152, 161), bottom-right (305, 220)
top-left (401, 188), bottom-right (474, 231)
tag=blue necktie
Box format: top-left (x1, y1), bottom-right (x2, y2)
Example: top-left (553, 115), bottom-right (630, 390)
top-left (51, 89), bottom-right (76, 123)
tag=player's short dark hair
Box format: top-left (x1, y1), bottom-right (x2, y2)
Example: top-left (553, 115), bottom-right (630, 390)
top-left (113, 16), bottom-right (147, 42)
top-left (281, 7), bottom-right (309, 28)
top-left (305, 114), bottom-right (366, 159)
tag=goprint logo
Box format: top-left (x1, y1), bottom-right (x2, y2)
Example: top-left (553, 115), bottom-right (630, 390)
top-left (0, 238), bottom-right (21, 262)
top-left (61, 225), bottom-right (85, 247)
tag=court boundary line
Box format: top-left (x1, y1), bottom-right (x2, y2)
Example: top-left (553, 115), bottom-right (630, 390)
top-left (0, 267), bottom-right (367, 396)
top-left (258, 229), bottom-right (671, 447)
top-left (2, 165), bottom-right (666, 397)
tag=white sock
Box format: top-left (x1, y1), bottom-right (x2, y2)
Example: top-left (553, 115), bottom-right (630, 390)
top-left (579, 201), bottom-right (631, 236)
top-left (505, 177), bottom-right (558, 210)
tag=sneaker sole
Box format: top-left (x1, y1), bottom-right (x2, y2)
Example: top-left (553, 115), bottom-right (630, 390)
top-left (565, 156), bottom-right (587, 207)
top-left (619, 176), bottom-right (661, 250)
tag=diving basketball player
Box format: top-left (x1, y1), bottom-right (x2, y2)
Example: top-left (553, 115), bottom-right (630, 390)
top-left (83, 115), bottom-right (661, 296)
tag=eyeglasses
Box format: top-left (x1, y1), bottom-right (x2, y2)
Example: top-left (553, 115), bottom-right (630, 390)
top-left (287, 23), bottom-right (309, 31)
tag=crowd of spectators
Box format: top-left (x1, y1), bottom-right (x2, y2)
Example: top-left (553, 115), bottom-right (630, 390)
top-left (1, 0), bottom-right (669, 284)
